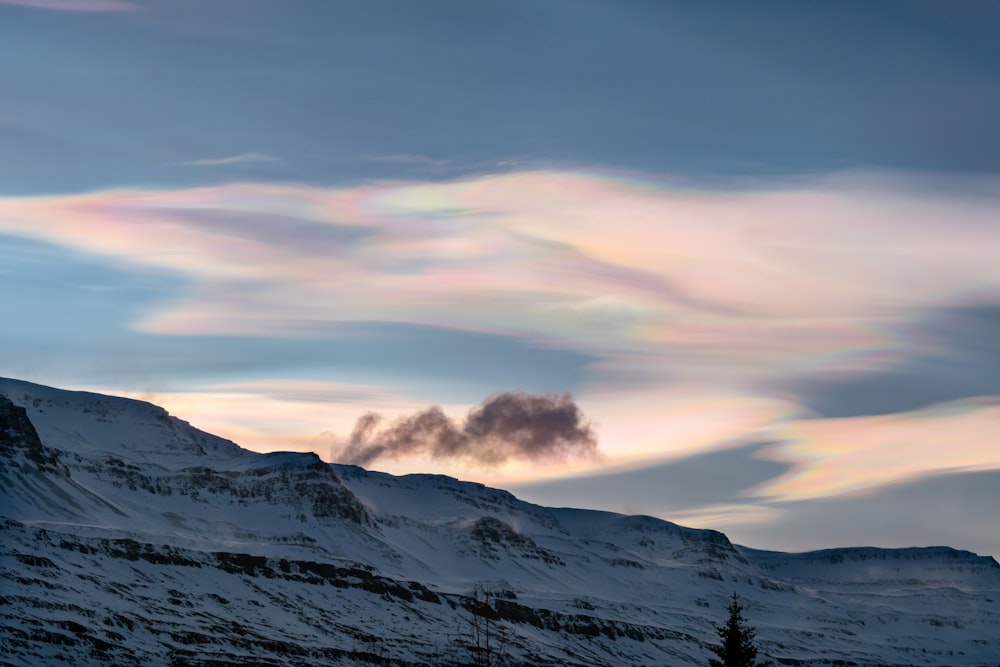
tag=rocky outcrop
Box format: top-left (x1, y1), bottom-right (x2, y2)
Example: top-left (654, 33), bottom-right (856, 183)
top-left (0, 394), bottom-right (64, 474)
top-left (461, 516), bottom-right (565, 566)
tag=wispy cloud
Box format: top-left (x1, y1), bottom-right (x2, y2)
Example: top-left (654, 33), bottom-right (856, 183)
top-left (187, 379), bottom-right (390, 405)
top-left (367, 154), bottom-right (453, 167)
top-left (755, 397), bottom-right (1000, 502)
top-left (2, 169), bottom-right (1000, 494)
top-left (174, 153), bottom-right (279, 167)
top-left (362, 154), bottom-right (534, 174)
top-left (106, 380), bottom-right (432, 462)
top-left (3, 170), bottom-right (999, 366)
top-left (0, 0), bottom-right (140, 11)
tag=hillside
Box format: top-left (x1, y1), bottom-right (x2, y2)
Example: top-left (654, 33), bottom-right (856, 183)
top-left (2, 377), bottom-right (998, 666)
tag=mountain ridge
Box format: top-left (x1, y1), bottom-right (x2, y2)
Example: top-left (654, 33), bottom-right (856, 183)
top-left (1, 377), bottom-right (998, 666)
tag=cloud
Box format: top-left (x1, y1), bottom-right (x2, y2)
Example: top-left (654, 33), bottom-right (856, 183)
top-left (174, 153), bottom-right (279, 167)
top-left (99, 379), bottom-right (439, 460)
top-left (367, 154), bottom-right (452, 168)
top-left (3, 169), bottom-right (1000, 494)
top-left (510, 441), bottom-right (791, 517)
top-left (181, 380), bottom-right (388, 405)
top-left (755, 397), bottom-right (1000, 501)
top-left (3, 170), bottom-right (998, 359)
top-left (730, 469), bottom-right (1000, 558)
top-left (0, 0), bottom-right (139, 11)
top-left (786, 304), bottom-right (1000, 418)
top-left (3, 170), bottom-right (999, 397)
top-left (334, 391), bottom-right (600, 468)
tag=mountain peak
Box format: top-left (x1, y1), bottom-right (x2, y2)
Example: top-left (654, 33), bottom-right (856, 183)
top-left (0, 376), bottom-right (246, 467)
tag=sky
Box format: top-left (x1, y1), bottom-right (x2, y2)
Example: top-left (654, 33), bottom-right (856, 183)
top-left (2, 0), bottom-right (1000, 558)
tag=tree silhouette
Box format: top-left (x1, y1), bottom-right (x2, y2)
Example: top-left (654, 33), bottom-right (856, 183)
top-left (708, 593), bottom-right (770, 667)
top-left (454, 584), bottom-right (509, 667)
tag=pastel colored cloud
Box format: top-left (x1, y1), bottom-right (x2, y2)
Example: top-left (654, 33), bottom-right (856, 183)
top-left (2, 171), bottom-right (998, 369)
top-left (662, 503), bottom-right (783, 531)
top-left (757, 397), bottom-right (1000, 502)
top-left (109, 380), bottom-right (430, 461)
top-left (3, 169), bottom-right (1000, 498)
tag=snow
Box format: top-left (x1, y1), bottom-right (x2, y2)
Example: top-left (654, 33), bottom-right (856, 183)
top-left (2, 377), bottom-right (999, 666)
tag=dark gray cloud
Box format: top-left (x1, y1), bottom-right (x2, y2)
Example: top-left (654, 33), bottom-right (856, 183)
top-left (789, 304), bottom-right (1000, 418)
top-left (335, 391), bottom-right (599, 468)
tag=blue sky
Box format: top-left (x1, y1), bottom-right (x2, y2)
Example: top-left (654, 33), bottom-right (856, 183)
top-left (2, 0), bottom-right (999, 557)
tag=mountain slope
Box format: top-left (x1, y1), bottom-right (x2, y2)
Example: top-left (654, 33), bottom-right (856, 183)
top-left (2, 377), bottom-right (998, 666)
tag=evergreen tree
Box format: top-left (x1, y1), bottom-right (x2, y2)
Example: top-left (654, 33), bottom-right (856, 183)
top-left (708, 593), bottom-right (770, 667)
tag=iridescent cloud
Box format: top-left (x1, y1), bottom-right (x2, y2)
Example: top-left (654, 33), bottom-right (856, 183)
top-left (3, 169), bottom-right (1000, 496)
top-left (4, 171), bottom-right (998, 349)
top-left (757, 397), bottom-right (1000, 501)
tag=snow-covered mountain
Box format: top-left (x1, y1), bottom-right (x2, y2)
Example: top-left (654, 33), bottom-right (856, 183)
top-left (2, 377), bottom-right (998, 666)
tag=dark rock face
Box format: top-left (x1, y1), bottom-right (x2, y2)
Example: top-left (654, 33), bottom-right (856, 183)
top-left (0, 394), bottom-right (63, 473)
top-left (74, 453), bottom-right (371, 525)
top-left (1, 394), bottom-right (44, 456)
top-left (464, 516), bottom-right (565, 566)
